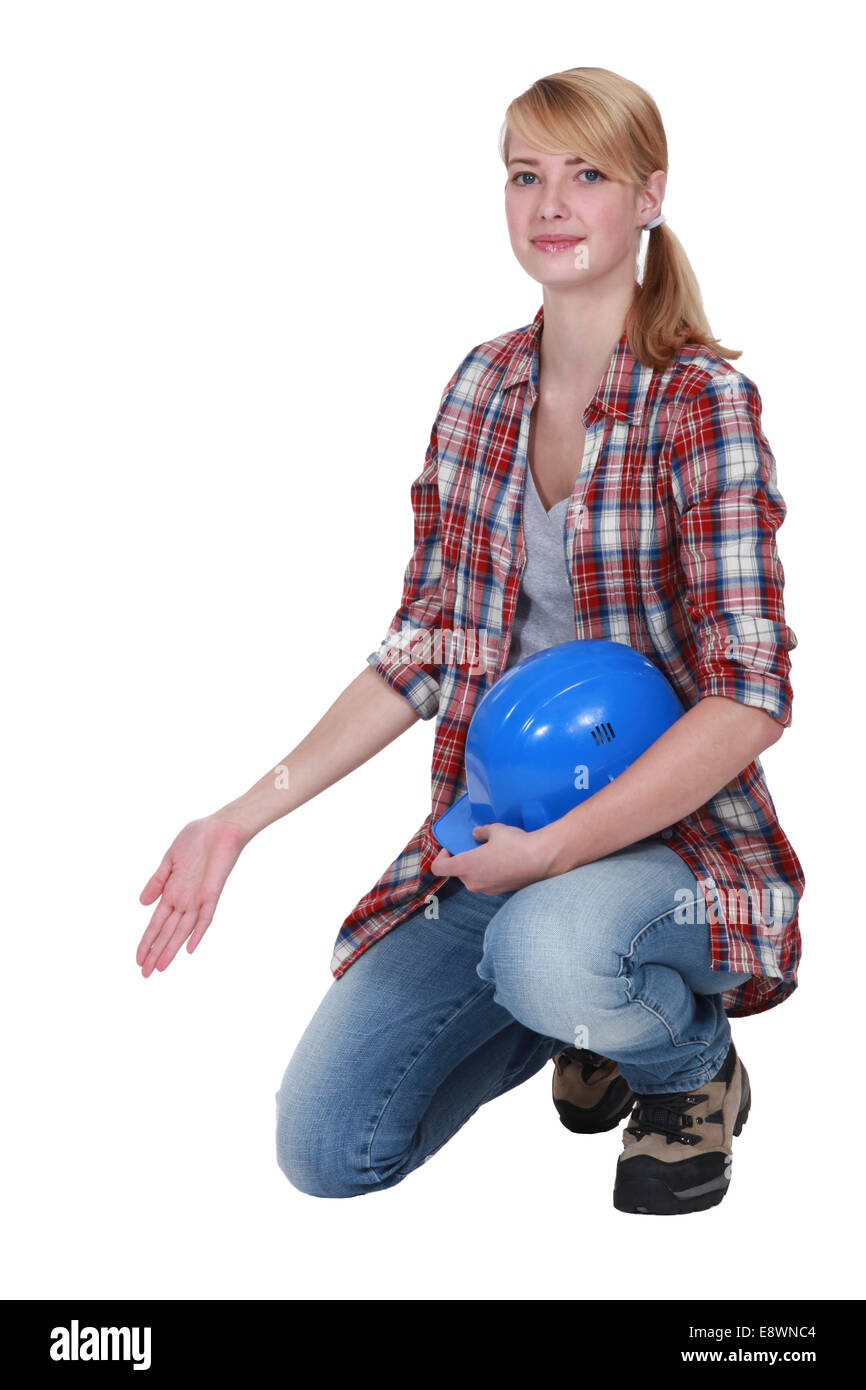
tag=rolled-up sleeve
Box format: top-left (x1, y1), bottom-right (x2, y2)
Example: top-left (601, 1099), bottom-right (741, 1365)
top-left (669, 371), bottom-right (798, 729)
top-left (366, 364), bottom-right (464, 721)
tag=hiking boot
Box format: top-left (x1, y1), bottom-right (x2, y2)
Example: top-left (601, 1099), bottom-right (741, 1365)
top-left (552, 1047), bottom-right (636, 1134)
top-left (613, 1040), bottom-right (751, 1215)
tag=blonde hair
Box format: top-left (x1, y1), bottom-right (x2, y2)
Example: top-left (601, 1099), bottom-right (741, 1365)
top-left (499, 67), bottom-right (741, 369)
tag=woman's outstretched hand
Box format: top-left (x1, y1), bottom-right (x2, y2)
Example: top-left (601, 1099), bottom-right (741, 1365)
top-left (136, 814), bottom-right (250, 977)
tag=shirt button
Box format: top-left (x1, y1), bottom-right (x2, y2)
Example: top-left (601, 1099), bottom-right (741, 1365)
top-left (660, 828), bottom-right (673, 840)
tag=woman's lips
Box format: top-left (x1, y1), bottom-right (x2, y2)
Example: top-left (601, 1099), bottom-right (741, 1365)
top-left (532, 237), bottom-right (586, 253)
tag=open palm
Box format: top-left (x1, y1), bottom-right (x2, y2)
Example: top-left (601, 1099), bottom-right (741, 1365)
top-left (136, 815), bottom-right (249, 977)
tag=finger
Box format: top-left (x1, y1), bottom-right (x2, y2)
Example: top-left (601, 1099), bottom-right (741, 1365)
top-left (152, 909), bottom-right (196, 973)
top-left (441, 844), bottom-right (471, 865)
top-left (186, 899), bottom-right (217, 954)
top-left (139, 851), bottom-right (173, 904)
top-left (140, 907), bottom-right (183, 977)
top-left (140, 911), bottom-right (181, 977)
top-left (178, 906), bottom-right (202, 955)
top-left (136, 898), bottom-right (176, 965)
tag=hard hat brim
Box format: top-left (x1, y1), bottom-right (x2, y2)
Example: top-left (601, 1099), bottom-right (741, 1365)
top-left (432, 792), bottom-right (480, 855)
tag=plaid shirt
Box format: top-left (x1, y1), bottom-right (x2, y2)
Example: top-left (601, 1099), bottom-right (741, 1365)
top-left (332, 303), bottom-right (805, 1019)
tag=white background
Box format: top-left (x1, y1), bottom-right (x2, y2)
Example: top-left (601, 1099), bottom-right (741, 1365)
top-left (1, 0), bottom-right (857, 1302)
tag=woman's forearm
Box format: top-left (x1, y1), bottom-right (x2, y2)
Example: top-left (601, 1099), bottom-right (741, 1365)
top-left (537, 695), bottom-right (783, 877)
top-left (214, 666), bottom-right (421, 842)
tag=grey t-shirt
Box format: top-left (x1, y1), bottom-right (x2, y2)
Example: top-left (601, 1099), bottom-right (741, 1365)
top-left (505, 465), bottom-right (575, 670)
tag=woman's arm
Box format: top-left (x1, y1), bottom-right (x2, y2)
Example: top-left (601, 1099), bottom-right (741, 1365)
top-left (138, 352), bottom-right (471, 975)
top-left (136, 667), bottom-right (420, 974)
top-left (537, 694), bottom-right (781, 877)
top-left (212, 664), bottom-right (420, 841)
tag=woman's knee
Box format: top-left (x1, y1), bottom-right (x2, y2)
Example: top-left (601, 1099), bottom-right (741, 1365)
top-left (275, 1085), bottom-right (380, 1199)
top-left (274, 1055), bottom-right (424, 1200)
top-left (477, 897), bottom-right (612, 1036)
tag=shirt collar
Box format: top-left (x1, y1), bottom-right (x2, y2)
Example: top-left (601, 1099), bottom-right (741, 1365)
top-left (500, 302), bottom-right (648, 425)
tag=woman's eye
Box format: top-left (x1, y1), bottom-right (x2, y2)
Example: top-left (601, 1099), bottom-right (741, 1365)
top-left (510, 168), bottom-right (604, 186)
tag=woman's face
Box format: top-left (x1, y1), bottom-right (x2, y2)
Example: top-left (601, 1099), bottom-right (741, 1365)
top-left (504, 133), bottom-right (664, 291)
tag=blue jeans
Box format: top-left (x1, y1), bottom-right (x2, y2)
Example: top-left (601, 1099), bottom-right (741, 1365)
top-left (275, 835), bottom-right (752, 1198)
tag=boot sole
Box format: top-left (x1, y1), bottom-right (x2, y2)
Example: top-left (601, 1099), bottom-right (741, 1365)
top-left (613, 1065), bottom-right (751, 1215)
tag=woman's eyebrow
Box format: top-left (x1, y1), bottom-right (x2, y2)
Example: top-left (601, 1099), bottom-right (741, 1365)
top-left (506, 155), bottom-right (590, 167)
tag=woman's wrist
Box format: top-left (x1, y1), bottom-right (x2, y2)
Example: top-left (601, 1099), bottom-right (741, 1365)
top-left (209, 793), bottom-right (283, 846)
top-left (532, 818), bottom-right (578, 879)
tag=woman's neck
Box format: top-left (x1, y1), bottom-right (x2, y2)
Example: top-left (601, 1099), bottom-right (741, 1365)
top-left (538, 285), bottom-right (635, 389)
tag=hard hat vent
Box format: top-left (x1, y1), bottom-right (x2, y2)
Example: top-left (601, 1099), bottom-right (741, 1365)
top-left (590, 722), bottom-right (616, 747)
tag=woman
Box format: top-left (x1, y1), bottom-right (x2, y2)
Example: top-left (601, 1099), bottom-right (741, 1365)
top-left (136, 67), bottom-right (805, 1216)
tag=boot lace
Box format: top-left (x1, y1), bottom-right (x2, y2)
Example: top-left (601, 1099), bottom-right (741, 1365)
top-left (626, 1089), bottom-right (709, 1146)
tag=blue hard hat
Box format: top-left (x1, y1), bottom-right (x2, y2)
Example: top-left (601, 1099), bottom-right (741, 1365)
top-left (432, 638), bottom-right (685, 854)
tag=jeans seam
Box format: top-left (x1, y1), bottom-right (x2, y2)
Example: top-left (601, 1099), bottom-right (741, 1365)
top-left (621, 982), bottom-right (713, 1054)
top-left (618, 897), bottom-right (713, 1003)
top-left (364, 979), bottom-right (498, 1183)
top-left (618, 899), bottom-right (715, 1063)
top-left (620, 895), bottom-right (704, 967)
